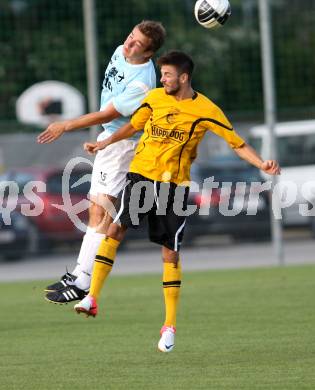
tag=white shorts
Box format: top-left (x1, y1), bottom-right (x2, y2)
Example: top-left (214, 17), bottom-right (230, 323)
top-left (89, 139), bottom-right (137, 198)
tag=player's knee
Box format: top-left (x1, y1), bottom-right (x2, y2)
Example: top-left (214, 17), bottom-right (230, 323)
top-left (107, 223), bottom-right (126, 241)
top-left (162, 247), bottom-right (179, 263)
top-left (89, 202), bottom-right (105, 225)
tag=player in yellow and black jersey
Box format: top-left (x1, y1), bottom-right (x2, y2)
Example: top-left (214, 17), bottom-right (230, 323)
top-left (77, 51), bottom-right (281, 353)
top-left (128, 86), bottom-right (244, 184)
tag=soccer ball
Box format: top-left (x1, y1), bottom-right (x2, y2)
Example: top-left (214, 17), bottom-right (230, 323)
top-left (194, 0), bottom-right (231, 29)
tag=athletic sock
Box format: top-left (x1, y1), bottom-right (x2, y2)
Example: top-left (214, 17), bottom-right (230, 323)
top-left (89, 237), bottom-right (120, 300)
top-left (72, 227), bottom-right (105, 279)
top-left (163, 260), bottom-right (182, 327)
top-left (74, 230), bottom-right (106, 291)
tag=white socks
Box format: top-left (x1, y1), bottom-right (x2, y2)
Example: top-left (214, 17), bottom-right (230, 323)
top-left (72, 226), bottom-right (105, 291)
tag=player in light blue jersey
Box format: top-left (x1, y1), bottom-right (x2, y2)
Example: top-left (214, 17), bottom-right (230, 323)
top-left (37, 21), bottom-right (166, 303)
top-left (98, 44), bottom-right (156, 141)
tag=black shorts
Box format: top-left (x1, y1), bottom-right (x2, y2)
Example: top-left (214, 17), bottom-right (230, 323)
top-left (114, 173), bottom-right (189, 251)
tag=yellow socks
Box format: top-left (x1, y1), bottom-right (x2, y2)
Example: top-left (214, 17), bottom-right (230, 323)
top-left (89, 238), bottom-right (181, 328)
top-left (162, 261), bottom-right (182, 327)
top-left (89, 237), bottom-right (120, 300)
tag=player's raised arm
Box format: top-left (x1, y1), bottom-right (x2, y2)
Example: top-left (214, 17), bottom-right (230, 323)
top-left (37, 103), bottom-right (120, 144)
top-left (84, 122), bottom-right (138, 155)
top-left (84, 94), bottom-right (153, 154)
top-left (233, 142), bottom-right (281, 175)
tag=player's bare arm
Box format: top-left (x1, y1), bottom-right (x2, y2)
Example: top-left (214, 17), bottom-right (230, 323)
top-left (234, 142), bottom-right (281, 175)
top-left (37, 103), bottom-right (120, 144)
top-left (83, 122), bottom-right (138, 155)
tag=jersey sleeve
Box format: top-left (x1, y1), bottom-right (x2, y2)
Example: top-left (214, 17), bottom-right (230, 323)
top-left (130, 94), bottom-right (153, 131)
top-left (112, 80), bottom-right (150, 117)
top-left (206, 107), bottom-right (245, 149)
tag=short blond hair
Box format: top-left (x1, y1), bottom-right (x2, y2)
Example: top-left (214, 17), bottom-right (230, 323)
top-left (137, 20), bottom-right (166, 53)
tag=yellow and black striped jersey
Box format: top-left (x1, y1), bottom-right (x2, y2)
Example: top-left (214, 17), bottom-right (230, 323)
top-left (130, 88), bottom-right (245, 184)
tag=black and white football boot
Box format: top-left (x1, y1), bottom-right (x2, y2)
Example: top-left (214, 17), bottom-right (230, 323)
top-left (45, 285), bottom-right (88, 305)
top-left (44, 271), bottom-right (77, 292)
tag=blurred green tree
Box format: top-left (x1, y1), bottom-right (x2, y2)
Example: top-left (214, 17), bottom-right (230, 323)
top-left (0, 0), bottom-right (314, 133)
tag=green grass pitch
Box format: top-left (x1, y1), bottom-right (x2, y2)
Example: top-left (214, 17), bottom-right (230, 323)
top-left (1, 265), bottom-right (315, 389)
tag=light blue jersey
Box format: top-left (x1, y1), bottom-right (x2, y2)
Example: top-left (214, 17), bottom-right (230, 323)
top-left (98, 45), bottom-right (156, 141)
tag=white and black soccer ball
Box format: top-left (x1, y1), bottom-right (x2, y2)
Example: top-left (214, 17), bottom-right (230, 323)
top-left (194, 0), bottom-right (231, 29)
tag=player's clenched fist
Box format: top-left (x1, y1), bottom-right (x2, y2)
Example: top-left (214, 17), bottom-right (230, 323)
top-left (83, 140), bottom-right (109, 155)
top-left (261, 160), bottom-right (281, 175)
top-left (83, 142), bottom-right (97, 155)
